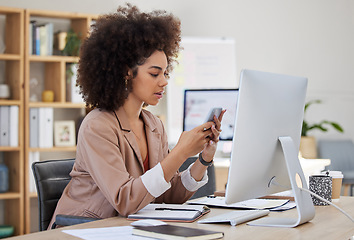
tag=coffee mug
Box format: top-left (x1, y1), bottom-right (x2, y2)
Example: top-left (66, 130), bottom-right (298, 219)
top-left (327, 171), bottom-right (343, 201)
top-left (309, 174), bottom-right (332, 205)
top-left (0, 84), bottom-right (10, 99)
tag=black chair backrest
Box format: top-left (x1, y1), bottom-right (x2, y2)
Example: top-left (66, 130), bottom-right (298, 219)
top-left (179, 157), bottom-right (216, 199)
top-left (32, 159), bottom-right (75, 231)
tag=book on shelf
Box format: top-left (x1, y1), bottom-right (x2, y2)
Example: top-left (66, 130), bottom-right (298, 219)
top-left (35, 24), bottom-right (40, 55)
top-left (127, 203), bottom-right (210, 222)
top-left (39, 24), bottom-right (47, 56)
top-left (46, 23), bottom-right (54, 56)
top-left (29, 21), bottom-right (34, 55)
top-left (132, 224), bottom-right (224, 240)
top-left (29, 20), bottom-right (38, 55)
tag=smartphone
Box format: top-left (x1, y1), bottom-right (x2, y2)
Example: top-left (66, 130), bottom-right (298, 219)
top-left (205, 107), bottom-right (222, 123)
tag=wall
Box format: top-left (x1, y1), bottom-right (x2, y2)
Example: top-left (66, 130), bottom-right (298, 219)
top-left (1, 0), bottom-right (353, 142)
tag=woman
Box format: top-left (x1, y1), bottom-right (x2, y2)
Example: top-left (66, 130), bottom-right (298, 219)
top-left (49, 4), bottom-right (225, 228)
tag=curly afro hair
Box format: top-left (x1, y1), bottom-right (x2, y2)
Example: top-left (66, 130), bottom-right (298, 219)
top-left (77, 4), bottom-right (181, 111)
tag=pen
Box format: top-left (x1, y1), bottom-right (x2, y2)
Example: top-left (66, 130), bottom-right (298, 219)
top-left (154, 208), bottom-right (198, 211)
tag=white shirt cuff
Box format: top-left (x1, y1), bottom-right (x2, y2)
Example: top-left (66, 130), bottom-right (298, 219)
top-left (181, 162), bottom-right (208, 192)
top-left (141, 163), bottom-right (171, 198)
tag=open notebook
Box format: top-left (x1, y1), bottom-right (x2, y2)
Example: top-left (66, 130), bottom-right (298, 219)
top-left (127, 203), bottom-right (210, 222)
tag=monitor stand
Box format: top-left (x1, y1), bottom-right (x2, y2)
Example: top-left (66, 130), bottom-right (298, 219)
top-left (247, 136), bottom-right (315, 228)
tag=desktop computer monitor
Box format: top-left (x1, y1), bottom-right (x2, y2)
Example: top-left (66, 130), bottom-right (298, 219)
top-left (183, 89), bottom-right (238, 141)
top-left (225, 69), bottom-right (315, 227)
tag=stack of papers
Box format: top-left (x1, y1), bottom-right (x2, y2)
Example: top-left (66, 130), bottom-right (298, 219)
top-left (63, 226), bottom-right (145, 240)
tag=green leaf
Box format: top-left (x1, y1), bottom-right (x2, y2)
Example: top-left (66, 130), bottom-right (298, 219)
top-left (330, 122), bottom-right (344, 132)
top-left (301, 100), bottom-right (344, 136)
top-left (304, 99), bottom-right (321, 113)
top-left (63, 29), bottom-right (81, 56)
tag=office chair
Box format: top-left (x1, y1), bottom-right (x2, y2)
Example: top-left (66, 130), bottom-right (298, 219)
top-left (32, 159), bottom-right (98, 231)
top-left (317, 139), bottom-right (354, 196)
top-left (179, 157), bottom-right (216, 199)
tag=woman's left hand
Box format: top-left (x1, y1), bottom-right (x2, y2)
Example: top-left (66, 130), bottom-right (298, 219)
top-left (201, 109), bottom-right (226, 161)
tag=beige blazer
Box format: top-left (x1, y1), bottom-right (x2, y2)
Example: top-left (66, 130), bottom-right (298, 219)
top-left (49, 108), bottom-right (194, 228)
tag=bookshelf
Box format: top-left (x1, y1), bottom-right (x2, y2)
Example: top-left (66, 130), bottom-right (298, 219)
top-left (24, 9), bottom-right (98, 233)
top-left (0, 6), bottom-right (24, 236)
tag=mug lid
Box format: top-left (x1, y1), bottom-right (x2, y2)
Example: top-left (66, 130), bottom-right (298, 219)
top-left (328, 171), bottom-right (344, 178)
top-left (310, 174), bottom-right (331, 178)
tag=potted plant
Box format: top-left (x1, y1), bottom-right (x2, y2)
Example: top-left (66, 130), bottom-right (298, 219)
top-left (62, 29), bottom-right (81, 56)
top-left (300, 99), bottom-right (344, 158)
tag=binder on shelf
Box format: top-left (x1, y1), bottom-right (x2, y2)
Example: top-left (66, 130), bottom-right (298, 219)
top-left (29, 108), bottom-right (39, 148)
top-left (39, 107), bottom-right (53, 148)
top-left (0, 106), bottom-right (9, 146)
top-left (9, 106), bottom-right (19, 147)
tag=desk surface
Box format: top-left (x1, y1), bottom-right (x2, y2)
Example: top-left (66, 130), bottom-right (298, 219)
top-left (10, 197), bottom-right (354, 240)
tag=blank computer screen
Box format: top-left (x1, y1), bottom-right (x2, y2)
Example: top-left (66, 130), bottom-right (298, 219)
top-left (183, 89), bottom-right (238, 140)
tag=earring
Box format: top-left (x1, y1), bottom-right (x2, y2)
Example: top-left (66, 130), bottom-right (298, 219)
top-left (125, 76), bottom-right (129, 91)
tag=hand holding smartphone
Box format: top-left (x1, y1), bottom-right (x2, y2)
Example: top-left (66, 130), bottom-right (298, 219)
top-left (205, 107), bottom-right (222, 123)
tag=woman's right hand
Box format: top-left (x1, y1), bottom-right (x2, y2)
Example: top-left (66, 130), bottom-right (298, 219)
top-left (161, 122), bottom-right (215, 183)
top-left (174, 121), bottom-right (215, 159)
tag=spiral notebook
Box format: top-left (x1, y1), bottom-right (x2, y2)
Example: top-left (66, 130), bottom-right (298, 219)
top-left (127, 203), bottom-right (210, 222)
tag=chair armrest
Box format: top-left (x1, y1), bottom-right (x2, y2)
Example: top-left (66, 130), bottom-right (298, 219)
top-left (53, 214), bottom-right (100, 229)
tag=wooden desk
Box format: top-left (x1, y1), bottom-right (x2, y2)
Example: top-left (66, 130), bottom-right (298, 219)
top-left (10, 197), bottom-right (354, 240)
